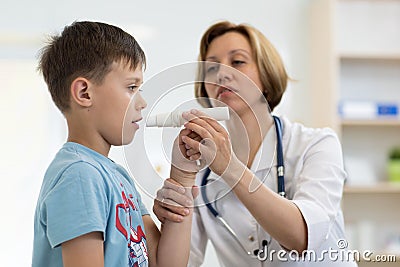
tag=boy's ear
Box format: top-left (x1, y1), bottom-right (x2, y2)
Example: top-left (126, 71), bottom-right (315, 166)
top-left (70, 77), bottom-right (93, 108)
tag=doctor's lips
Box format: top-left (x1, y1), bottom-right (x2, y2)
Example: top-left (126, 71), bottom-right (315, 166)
top-left (217, 85), bottom-right (236, 98)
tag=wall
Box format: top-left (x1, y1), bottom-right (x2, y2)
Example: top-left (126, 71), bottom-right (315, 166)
top-left (0, 0), bottom-right (313, 265)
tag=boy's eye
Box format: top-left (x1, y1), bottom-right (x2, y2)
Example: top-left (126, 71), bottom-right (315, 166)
top-left (128, 85), bottom-right (139, 91)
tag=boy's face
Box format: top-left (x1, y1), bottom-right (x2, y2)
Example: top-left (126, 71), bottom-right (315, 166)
top-left (92, 61), bottom-right (146, 146)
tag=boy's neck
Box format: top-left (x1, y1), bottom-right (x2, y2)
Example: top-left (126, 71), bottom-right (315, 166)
top-left (66, 115), bottom-right (111, 157)
top-left (67, 136), bottom-right (111, 157)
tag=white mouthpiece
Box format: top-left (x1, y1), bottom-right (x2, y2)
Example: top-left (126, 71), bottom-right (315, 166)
top-left (146, 107), bottom-right (230, 127)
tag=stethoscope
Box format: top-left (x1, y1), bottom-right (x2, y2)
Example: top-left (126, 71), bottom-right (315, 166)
top-left (200, 115), bottom-right (285, 261)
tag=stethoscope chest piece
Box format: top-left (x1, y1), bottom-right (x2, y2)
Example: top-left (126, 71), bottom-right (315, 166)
top-left (253, 239), bottom-right (270, 261)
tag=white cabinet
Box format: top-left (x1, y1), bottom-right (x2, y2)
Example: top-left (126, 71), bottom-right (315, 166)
top-left (335, 0), bottom-right (400, 186)
top-left (310, 0), bottom-right (400, 265)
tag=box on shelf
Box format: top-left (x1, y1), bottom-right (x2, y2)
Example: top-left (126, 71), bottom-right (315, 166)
top-left (339, 101), bottom-right (399, 120)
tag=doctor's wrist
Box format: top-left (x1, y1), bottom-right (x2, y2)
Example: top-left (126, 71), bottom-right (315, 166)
top-left (220, 157), bottom-right (247, 187)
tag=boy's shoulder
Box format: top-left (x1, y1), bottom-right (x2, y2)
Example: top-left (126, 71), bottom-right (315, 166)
top-left (50, 142), bottom-right (109, 169)
top-left (43, 142), bottom-right (117, 185)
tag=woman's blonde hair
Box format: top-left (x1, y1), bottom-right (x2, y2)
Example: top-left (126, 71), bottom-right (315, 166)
top-left (195, 21), bottom-right (289, 111)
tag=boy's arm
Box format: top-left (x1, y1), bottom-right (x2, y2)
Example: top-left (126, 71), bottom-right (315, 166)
top-left (61, 231), bottom-right (104, 267)
top-left (144, 126), bottom-right (201, 267)
top-left (144, 167), bottom-right (195, 267)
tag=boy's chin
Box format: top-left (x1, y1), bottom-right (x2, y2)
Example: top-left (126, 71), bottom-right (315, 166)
top-left (121, 134), bottom-right (136, 146)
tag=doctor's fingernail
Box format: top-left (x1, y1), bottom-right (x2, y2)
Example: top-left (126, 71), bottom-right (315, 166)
top-left (191, 109), bottom-right (198, 114)
top-left (184, 208), bottom-right (190, 215)
top-left (178, 187), bottom-right (185, 194)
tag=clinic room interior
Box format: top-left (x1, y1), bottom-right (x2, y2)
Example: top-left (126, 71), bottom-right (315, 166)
top-left (1, 0), bottom-right (399, 266)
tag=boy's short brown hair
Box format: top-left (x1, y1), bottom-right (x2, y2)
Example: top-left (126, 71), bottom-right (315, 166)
top-left (38, 21), bottom-right (146, 113)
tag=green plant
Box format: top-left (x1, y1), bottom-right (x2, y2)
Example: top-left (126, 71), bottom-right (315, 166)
top-left (389, 147), bottom-right (400, 160)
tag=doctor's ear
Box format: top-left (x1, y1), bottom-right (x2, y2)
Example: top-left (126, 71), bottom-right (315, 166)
top-left (70, 77), bottom-right (93, 108)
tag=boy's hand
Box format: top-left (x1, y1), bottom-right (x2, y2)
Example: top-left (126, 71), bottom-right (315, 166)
top-left (170, 126), bottom-right (205, 186)
top-left (153, 178), bottom-right (199, 223)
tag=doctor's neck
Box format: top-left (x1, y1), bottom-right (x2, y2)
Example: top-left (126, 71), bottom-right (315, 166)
top-left (226, 105), bottom-right (273, 168)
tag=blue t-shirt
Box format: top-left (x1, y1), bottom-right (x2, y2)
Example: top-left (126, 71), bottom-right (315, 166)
top-left (32, 142), bottom-right (149, 267)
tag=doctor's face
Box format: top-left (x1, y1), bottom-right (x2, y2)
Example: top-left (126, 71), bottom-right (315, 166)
top-left (203, 32), bottom-right (265, 116)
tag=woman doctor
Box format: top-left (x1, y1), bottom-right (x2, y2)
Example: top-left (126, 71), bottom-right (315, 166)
top-left (153, 21), bottom-right (356, 266)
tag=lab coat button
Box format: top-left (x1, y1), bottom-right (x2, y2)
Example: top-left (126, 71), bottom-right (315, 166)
top-left (248, 235), bottom-right (255, 242)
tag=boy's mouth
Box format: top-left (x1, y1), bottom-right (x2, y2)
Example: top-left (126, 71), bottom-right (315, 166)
top-left (132, 117), bottom-right (142, 124)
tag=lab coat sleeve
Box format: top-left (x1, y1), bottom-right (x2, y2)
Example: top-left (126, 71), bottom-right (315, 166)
top-left (290, 129), bottom-right (346, 251)
top-left (188, 206), bottom-right (208, 267)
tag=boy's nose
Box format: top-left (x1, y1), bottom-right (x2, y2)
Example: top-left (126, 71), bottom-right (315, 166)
top-left (135, 92), bottom-right (147, 110)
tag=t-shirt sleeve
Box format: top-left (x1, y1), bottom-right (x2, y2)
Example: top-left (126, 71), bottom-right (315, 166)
top-left (42, 162), bottom-right (108, 248)
top-left (290, 130), bottom-right (346, 251)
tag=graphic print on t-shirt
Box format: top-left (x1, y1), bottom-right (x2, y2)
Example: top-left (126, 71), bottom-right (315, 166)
top-left (116, 184), bottom-right (148, 267)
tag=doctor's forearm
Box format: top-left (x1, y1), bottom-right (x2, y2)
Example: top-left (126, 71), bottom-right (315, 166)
top-left (225, 167), bottom-right (308, 253)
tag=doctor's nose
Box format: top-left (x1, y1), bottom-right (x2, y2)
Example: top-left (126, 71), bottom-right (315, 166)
top-left (216, 65), bottom-right (233, 84)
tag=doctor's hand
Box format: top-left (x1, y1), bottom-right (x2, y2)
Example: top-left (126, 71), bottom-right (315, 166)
top-left (153, 178), bottom-right (199, 224)
top-left (182, 110), bottom-right (244, 180)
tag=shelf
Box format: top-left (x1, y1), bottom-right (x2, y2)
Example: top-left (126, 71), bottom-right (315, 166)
top-left (344, 182), bottom-right (400, 194)
top-left (355, 253), bottom-right (399, 266)
top-left (341, 119), bottom-right (400, 127)
top-left (357, 253), bottom-right (399, 262)
top-left (339, 53), bottom-right (400, 61)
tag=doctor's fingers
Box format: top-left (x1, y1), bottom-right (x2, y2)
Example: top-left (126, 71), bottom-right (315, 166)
top-left (182, 136), bottom-right (217, 166)
top-left (183, 112), bottom-right (218, 137)
top-left (179, 127), bottom-right (196, 139)
top-left (186, 129), bottom-right (202, 139)
top-left (185, 146), bottom-right (201, 157)
top-left (183, 121), bottom-right (215, 142)
top-left (183, 111), bottom-right (229, 141)
top-left (190, 109), bottom-right (228, 134)
top-left (153, 200), bottom-right (186, 223)
top-left (156, 187), bottom-right (193, 208)
top-left (184, 134), bottom-right (202, 150)
top-left (179, 129), bottom-right (202, 152)
top-left (182, 121), bottom-right (228, 151)
top-left (162, 178), bottom-right (186, 194)
top-left (154, 196), bottom-right (191, 221)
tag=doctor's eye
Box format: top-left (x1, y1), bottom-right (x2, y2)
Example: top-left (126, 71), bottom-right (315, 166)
top-left (205, 62), bottom-right (219, 74)
top-left (232, 60), bottom-right (245, 67)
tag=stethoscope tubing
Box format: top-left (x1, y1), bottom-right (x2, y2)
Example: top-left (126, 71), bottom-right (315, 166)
top-left (273, 116), bottom-right (286, 197)
top-left (200, 115), bottom-right (285, 260)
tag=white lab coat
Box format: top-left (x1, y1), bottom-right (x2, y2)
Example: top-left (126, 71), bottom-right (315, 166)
top-left (188, 116), bottom-right (358, 267)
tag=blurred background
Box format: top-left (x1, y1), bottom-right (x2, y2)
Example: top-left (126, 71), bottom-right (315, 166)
top-left (1, 0), bottom-right (399, 266)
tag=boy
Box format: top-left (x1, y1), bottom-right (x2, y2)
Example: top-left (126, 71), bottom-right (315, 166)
top-left (32, 21), bottom-right (197, 267)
